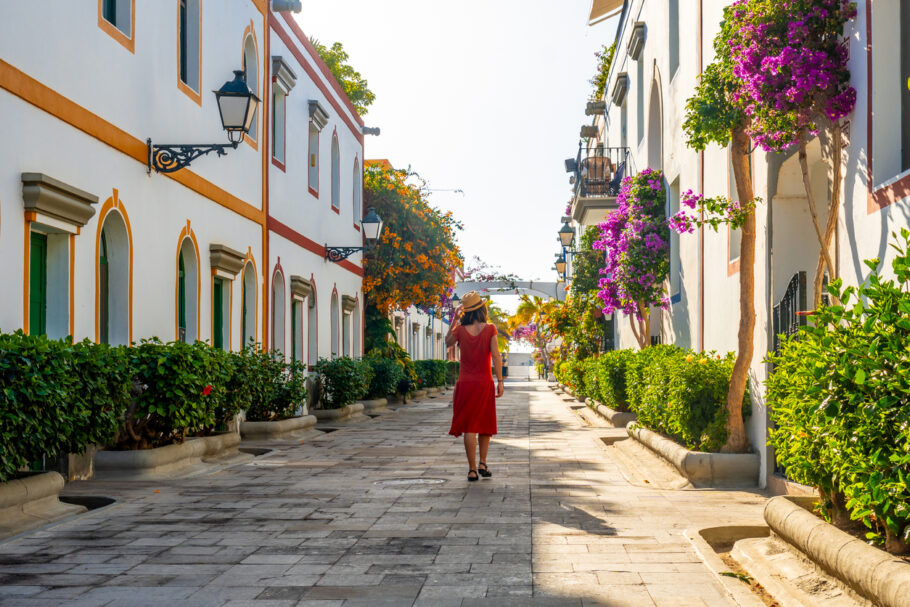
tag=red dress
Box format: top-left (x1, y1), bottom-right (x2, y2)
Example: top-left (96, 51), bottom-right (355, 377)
top-left (449, 323), bottom-right (498, 437)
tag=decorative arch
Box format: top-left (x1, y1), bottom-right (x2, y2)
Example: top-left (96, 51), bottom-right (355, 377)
top-left (241, 20), bottom-right (259, 148)
top-left (271, 259), bottom-right (286, 356)
top-left (175, 220), bottom-right (201, 342)
top-left (241, 248), bottom-right (258, 347)
top-left (647, 65), bottom-right (663, 171)
top-left (330, 129), bottom-right (340, 213)
top-left (352, 155), bottom-right (362, 230)
top-left (95, 189), bottom-right (134, 345)
top-left (307, 275), bottom-right (318, 366)
top-left (330, 285), bottom-right (340, 358)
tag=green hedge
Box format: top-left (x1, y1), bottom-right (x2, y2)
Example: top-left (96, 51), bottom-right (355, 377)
top-left (364, 354), bottom-right (405, 399)
top-left (557, 345), bottom-right (747, 452)
top-left (445, 361), bottom-right (460, 385)
top-left (0, 333), bottom-right (132, 482)
top-left (767, 232), bottom-right (910, 554)
top-left (414, 360), bottom-right (447, 389)
top-left (314, 357), bottom-right (371, 409)
top-left (0, 333), bottom-right (310, 478)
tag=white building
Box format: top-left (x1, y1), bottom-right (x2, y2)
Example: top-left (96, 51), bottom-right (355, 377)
top-left (391, 307), bottom-right (450, 362)
top-left (0, 1), bottom-right (368, 366)
top-left (574, 0), bottom-right (910, 491)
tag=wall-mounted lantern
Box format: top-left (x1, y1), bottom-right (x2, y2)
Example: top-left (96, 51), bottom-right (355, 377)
top-left (325, 207), bottom-right (384, 263)
top-left (558, 222), bottom-right (576, 248)
top-left (147, 70), bottom-right (260, 174)
top-left (555, 255), bottom-right (567, 276)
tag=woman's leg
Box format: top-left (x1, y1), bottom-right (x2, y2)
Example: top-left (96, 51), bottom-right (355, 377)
top-left (479, 434), bottom-right (491, 465)
top-left (463, 433), bottom-right (477, 471)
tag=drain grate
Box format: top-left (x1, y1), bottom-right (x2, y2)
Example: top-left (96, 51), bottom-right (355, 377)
top-left (374, 478), bottom-right (446, 486)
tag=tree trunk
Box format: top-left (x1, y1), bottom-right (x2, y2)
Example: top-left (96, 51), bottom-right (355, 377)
top-left (885, 526), bottom-right (909, 555)
top-left (797, 128), bottom-right (836, 305)
top-left (723, 127), bottom-right (755, 454)
top-left (813, 122), bottom-right (843, 307)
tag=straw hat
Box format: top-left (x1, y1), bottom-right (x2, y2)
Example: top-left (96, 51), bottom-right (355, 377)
top-left (460, 291), bottom-right (486, 312)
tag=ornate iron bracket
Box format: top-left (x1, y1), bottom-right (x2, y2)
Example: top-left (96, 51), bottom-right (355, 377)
top-left (147, 138), bottom-right (240, 174)
top-left (324, 245), bottom-right (364, 263)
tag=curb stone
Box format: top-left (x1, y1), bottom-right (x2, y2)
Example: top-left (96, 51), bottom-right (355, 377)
top-left (627, 423), bottom-right (759, 488)
top-left (93, 432), bottom-right (250, 480)
top-left (0, 472), bottom-right (86, 540)
top-left (239, 415), bottom-right (318, 440)
top-left (584, 398), bottom-right (638, 428)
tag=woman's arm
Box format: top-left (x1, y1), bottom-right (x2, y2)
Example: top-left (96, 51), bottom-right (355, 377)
top-left (491, 332), bottom-right (505, 397)
top-left (444, 305), bottom-right (464, 347)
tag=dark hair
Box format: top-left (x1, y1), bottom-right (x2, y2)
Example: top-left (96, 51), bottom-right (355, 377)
top-left (461, 306), bottom-right (488, 326)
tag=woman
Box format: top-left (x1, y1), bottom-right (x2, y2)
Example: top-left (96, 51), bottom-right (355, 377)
top-left (445, 291), bottom-right (505, 482)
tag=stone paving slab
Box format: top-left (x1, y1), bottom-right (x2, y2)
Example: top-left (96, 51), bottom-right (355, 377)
top-left (0, 381), bottom-right (767, 606)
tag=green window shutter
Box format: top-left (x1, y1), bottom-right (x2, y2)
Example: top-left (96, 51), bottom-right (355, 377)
top-left (213, 279), bottom-right (224, 350)
top-left (291, 300), bottom-right (298, 361)
top-left (178, 253), bottom-right (187, 342)
top-left (29, 232), bottom-right (47, 336)
top-left (241, 279), bottom-right (247, 347)
top-left (99, 231), bottom-right (109, 344)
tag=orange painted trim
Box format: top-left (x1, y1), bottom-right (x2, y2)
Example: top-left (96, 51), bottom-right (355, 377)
top-left (69, 234), bottom-right (75, 338)
top-left (250, 0), bottom-right (266, 15)
top-left (308, 186), bottom-right (319, 199)
top-left (271, 15), bottom-right (365, 144)
top-left (22, 221), bottom-right (31, 334)
top-left (0, 60), bottom-right (264, 225)
top-left (331, 205), bottom-right (340, 215)
top-left (242, 21), bottom-right (260, 151)
top-left (176, 0), bottom-right (203, 106)
top-left (175, 220), bottom-right (202, 342)
top-left (353, 156), bottom-right (362, 231)
top-left (241, 249), bottom-right (259, 345)
top-left (277, 12), bottom-right (365, 128)
top-left (97, 0), bottom-right (135, 53)
top-left (271, 156), bottom-right (286, 172)
top-left (94, 190), bottom-right (135, 344)
top-left (261, 21), bottom-right (270, 352)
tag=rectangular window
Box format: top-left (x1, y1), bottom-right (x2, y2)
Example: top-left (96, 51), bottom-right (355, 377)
top-left (272, 91), bottom-right (286, 164)
top-left (669, 0), bottom-right (680, 78)
top-left (213, 278), bottom-right (228, 350)
top-left (669, 178), bottom-right (681, 299)
top-left (620, 100), bottom-right (628, 149)
top-left (728, 148), bottom-right (742, 263)
top-left (308, 123), bottom-right (319, 194)
top-left (29, 232), bottom-right (47, 336)
top-left (291, 300), bottom-right (302, 361)
top-left (902, 2), bottom-right (910, 171)
top-left (637, 58), bottom-right (644, 145)
top-left (342, 312), bottom-right (350, 357)
top-left (178, 0), bottom-right (201, 96)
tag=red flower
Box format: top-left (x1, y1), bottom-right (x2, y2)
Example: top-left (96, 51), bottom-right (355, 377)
top-left (202, 385), bottom-right (212, 396)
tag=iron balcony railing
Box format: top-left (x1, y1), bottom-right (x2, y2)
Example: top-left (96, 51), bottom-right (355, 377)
top-left (571, 144), bottom-right (631, 200)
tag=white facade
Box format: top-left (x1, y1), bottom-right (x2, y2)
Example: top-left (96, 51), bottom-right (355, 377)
top-left (391, 307), bottom-right (450, 361)
top-left (0, 2), bottom-right (366, 364)
top-left (582, 0), bottom-right (910, 489)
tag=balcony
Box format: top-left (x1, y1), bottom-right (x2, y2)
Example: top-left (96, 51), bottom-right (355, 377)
top-left (567, 144), bottom-right (630, 226)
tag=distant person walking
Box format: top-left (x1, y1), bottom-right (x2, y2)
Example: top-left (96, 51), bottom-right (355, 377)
top-left (445, 291), bottom-right (505, 482)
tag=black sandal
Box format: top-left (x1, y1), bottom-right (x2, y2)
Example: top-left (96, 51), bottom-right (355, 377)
top-left (467, 469), bottom-right (479, 482)
top-left (478, 462), bottom-right (492, 478)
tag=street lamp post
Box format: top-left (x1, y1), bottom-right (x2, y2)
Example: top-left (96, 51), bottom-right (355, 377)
top-left (147, 70), bottom-right (261, 174)
top-left (325, 207), bottom-right (384, 263)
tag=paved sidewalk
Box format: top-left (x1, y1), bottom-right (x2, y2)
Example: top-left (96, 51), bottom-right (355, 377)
top-left (0, 382), bottom-right (766, 606)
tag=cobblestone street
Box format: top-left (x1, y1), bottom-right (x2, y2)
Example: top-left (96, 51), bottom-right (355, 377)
top-left (0, 382), bottom-right (767, 606)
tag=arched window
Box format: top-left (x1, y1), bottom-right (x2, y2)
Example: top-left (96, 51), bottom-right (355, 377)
top-left (353, 158), bottom-right (362, 223)
top-left (241, 261), bottom-right (257, 347)
top-left (330, 291), bottom-right (339, 358)
top-left (177, 238), bottom-right (199, 343)
top-left (307, 286), bottom-right (318, 366)
top-left (242, 34), bottom-right (258, 142)
top-left (331, 134), bottom-right (340, 210)
top-left (98, 212), bottom-right (130, 345)
top-left (271, 270), bottom-right (285, 356)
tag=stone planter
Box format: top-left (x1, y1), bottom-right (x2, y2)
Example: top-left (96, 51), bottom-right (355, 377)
top-left (359, 399), bottom-right (389, 414)
top-left (0, 472), bottom-right (85, 540)
top-left (312, 403), bottom-right (365, 421)
top-left (94, 432), bottom-right (248, 480)
top-left (585, 398), bottom-right (637, 428)
top-left (240, 415), bottom-right (317, 440)
top-left (627, 424), bottom-right (759, 488)
top-left (758, 496), bottom-right (910, 607)
top-left (411, 389), bottom-right (428, 401)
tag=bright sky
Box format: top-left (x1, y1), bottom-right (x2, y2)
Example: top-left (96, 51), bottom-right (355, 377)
top-left (295, 2), bottom-right (617, 288)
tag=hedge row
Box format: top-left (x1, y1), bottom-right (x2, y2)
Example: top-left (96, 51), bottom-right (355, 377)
top-left (767, 233), bottom-right (910, 554)
top-left (0, 333), bottom-right (306, 481)
top-left (556, 345), bottom-right (748, 452)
